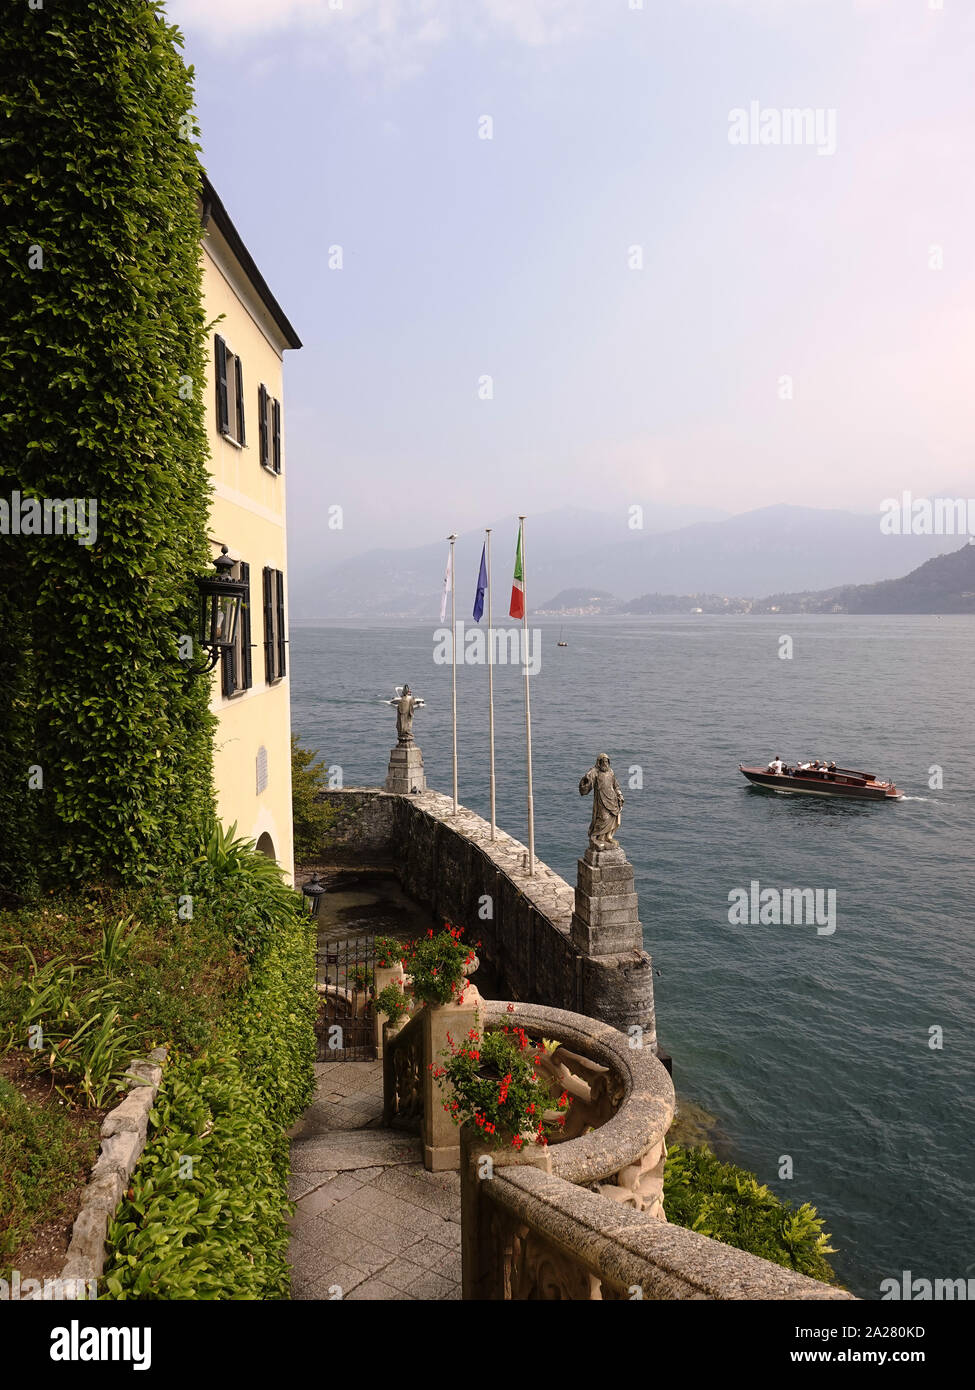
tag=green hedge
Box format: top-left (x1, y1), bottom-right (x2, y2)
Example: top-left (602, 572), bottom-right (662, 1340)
top-left (102, 856), bottom-right (316, 1299)
top-left (0, 1), bottom-right (214, 893)
top-left (1, 823), bottom-right (317, 1297)
top-left (664, 1144), bottom-right (839, 1284)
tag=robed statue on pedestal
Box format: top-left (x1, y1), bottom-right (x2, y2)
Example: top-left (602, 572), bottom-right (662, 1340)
top-left (579, 753), bottom-right (624, 848)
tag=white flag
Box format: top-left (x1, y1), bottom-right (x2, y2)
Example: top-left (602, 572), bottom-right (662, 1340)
top-left (439, 542), bottom-right (453, 622)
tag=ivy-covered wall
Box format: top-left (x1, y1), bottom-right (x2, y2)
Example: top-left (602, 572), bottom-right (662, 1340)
top-left (0, 2), bottom-right (215, 892)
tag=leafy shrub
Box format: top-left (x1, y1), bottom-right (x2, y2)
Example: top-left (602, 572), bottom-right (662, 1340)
top-left (188, 819), bottom-right (303, 962)
top-left (375, 984), bottom-right (410, 1022)
top-left (1, 819), bottom-right (316, 1297)
top-left (101, 850), bottom-right (316, 1298)
top-left (291, 736), bottom-right (335, 862)
top-left (0, 0), bottom-right (216, 892)
top-left (102, 1052), bottom-right (292, 1300)
top-left (375, 935), bottom-right (404, 969)
top-left (664, 1144), bottom-right (838, 1284)
top-left (403, 925), bottom-right (477, 1007)
top-left (434, 1022), bottom-right (570, 1151)
top-left (229, 908), bottom-right (316, 1131)
top-left (6, 951), bottom-right (140, 1108)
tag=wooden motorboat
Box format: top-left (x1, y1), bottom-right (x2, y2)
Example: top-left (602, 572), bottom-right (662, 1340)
top-left (739, 761), bottom-right (902, 801)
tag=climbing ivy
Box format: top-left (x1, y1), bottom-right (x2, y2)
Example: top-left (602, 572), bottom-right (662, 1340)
top-left (0, 2), bottom-right (215, 890)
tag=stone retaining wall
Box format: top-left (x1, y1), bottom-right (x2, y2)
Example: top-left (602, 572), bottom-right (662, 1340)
top-left (51, 1047), bottom-right (167, 1295)
top-left (316, 787), bottom-right (655, 1038)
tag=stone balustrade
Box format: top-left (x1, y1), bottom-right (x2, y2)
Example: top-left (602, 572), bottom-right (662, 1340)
top-left (315, 787), bottom-right (656, 1038)
top-left (384, 995), bottom-right (854, 1301)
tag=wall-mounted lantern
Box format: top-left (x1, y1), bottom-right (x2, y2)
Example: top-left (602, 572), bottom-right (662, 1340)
top-left (301, 875), bottom-right (326, 919)
top-left (183, 546), bottom-right (246, 675)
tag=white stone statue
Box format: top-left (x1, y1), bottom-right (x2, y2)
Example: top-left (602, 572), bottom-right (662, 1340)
top-left (381, 684), bottom-right (425, 746)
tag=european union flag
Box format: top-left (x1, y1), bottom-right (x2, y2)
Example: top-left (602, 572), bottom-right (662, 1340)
top-left (473, 543), bottom-right (488, 622)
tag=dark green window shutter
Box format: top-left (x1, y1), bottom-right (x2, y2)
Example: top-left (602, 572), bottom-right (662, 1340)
top-left (221, 643), bottom-right (236, 697)
top-left (258, 384), bottom-right (268, 466)
top-left (263, 566), bottom-right (274, 682)
top-left (275, 570), bottom-right (287, 678)
top-left (215, 334), bottom-right (229, 434)
top-left (272, 399), bottom-right (281, 474)
top-left (241, 562), bottom-right (253, 689)
top-left (234, 355), bottom-right (246, 444)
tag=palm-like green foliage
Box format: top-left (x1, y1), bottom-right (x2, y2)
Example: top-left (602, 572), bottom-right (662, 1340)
top-left (664, 1144), bottom-right (839, 1284)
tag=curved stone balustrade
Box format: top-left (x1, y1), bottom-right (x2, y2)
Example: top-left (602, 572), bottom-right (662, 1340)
top-left (382, 995), bottom-right (854, 1300)
top-left (480, 999), bottom-right (672, 1217)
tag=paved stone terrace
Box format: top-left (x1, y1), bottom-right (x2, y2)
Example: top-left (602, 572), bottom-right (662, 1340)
top-left (288, 1061), bottom-right (462, 1300)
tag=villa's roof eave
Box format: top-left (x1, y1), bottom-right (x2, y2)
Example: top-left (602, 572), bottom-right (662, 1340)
top-left (200, 173), bottom-right (302, 351)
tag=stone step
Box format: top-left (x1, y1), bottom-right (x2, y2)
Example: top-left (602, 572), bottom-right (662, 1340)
top-left (290, 1128), bottom-right (423, 1175)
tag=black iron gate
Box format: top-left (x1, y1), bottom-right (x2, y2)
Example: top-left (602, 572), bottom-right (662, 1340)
top-left (315, 934), bottom-right (376, 1061)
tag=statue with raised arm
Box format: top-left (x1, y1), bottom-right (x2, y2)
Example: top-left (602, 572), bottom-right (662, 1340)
top-left (382, 684), bottom-right (425, 746)
top-left (579, 753), bottom-right (624, 848)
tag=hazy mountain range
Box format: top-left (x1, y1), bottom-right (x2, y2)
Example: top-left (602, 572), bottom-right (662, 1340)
top-left (291, 504), bottom-right (967, 620)
top-left (752, 538), bottom-right (975, 615)
top-left (538, 543), bottom-right (975, 616)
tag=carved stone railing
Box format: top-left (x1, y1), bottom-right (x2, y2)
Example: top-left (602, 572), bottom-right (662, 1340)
top-left (382, 1005), bottom-right (424, 1130)
top-left (472, 1165), bottom-right (853, 1300)
top-left (461, 1001), bottom-right (854, 1301)
top-left (478, 1000), bottom-right (672, 1221)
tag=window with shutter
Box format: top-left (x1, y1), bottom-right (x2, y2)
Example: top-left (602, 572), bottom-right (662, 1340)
top-left (219, 559), bottom-right (252, 697)
top-left (258, 385), bottom-right (268, 467)
top-left (215, 335), bottom-right (229, 435)
top-left (234, 355), bottom-right (246, 445)
top-left (263, 567), bottom-right (275, 683)
top-left (240, 562), bottom-right (253, 689)
top-left (275, 570), bottom-right (287, 678)
top-left (272, 399), bottom-right (281, 474)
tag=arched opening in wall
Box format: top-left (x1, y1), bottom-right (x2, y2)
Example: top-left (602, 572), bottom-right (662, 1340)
top-left (256, 832), bottom-right (276, 861)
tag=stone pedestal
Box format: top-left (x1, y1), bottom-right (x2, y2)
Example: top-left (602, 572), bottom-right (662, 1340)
top-left (421, 983), bottom-right (482, 1171)
top-left (570, 843), bottom-right (643, 956)
top-left (385, 741), bottom-right (426, 795)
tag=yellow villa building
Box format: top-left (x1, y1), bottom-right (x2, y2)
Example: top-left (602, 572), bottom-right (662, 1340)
top-left (199, 177), bottom-right (302, 882)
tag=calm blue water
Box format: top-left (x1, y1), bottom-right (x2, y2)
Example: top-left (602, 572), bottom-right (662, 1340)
top-left (290, 615), bottom-right (975, 1298)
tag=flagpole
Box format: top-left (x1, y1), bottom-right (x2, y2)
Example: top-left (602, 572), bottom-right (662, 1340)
top-left (519, 515), bottom-right (535, 875)
top-left (449, 532), bottom-right (458, 814)
top-left (486, 528), bottom-right (496, 840)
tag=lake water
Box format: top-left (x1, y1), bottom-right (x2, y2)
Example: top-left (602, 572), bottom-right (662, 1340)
top-left (290, 614), bottom-right (975, 1298)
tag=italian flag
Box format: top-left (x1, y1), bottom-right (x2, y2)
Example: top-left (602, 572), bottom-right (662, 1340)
top-left (509, 521), bottom-right (525, 619)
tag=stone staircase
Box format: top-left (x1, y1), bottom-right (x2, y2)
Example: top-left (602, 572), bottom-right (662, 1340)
top-left (288, 1061), bottom-right (462, 1300)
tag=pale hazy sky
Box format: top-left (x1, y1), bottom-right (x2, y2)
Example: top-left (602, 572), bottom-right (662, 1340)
top-left (166, 0), bottom-right (975, 565)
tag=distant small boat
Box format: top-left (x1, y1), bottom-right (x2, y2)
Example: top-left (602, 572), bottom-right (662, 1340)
top-left (557, 626), bottom-right (568, 647)
top-left (739, 761), bottom-right (902, 801)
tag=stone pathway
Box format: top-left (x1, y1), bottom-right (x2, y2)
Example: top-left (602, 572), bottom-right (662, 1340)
top-left (288, 1061), bottom-right (462, 1300)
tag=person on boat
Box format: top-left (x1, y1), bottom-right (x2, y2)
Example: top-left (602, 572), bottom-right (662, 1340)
top-left (798, 760), bottom-right (812, 772)
top-left (767, 755), bottom-right (785, 775)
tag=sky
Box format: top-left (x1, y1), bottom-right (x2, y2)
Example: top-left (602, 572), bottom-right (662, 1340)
top-left (164, 0), bottom-right (975, 571)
